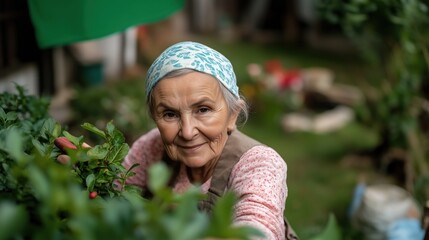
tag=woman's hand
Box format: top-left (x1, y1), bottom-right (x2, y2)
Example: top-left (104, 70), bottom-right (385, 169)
top-left (54, 137), bottom-right (91, 164)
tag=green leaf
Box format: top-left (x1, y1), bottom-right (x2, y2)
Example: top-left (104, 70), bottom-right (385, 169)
top-left (6, 128), bottom-right (25, 162)
top-left (0, 201), bottom-right (28, 240)
top-left (32, 139), bottom-right (45, 155)
top-left (40, 118), bottom-right (57, 139)
top-left (167, 188), bottom-right (208, 240)
top-left (205, 192), bottom-right (264, 238)
top-left (346, 13), bottom-right (367, 24)
top-left (310, 213), bottom-right (342, 240)
top-left (110, 128), bottom-right (126, 145)
top-left (207, 192), bottom-right (236, 234)
top-left (125, 163), bottom-right (140, 177)
top-left (0, 107), bottom-right (6, 121)
top-left (403, 40), bottom-right (416, 54)
top-left (81, 122), bottom-right (106, 139)
top-left (106, 121), bottom-right (115, 137)
top-left (63, 131), bottom-right (82, 147)
top-left (28, 165), bottom-right (50, 200)
top-left (6, 112), bottom-right (17, 122)
top-left (87, 144), bottom-right (109, 160)
top-left (147, 162), bottom-right (171, 193)
top-left (86, 173), bottom-right (96, 191)
top-left (108, 143), bottom-right (129, 163)
top-left (52, 122), bottom-right (62, 138)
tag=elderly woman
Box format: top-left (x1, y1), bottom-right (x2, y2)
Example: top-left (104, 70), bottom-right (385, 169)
top-left (122, 41), bottom-right (292, 239)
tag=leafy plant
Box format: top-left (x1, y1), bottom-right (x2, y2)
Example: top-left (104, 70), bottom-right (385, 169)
top-left (0, 86), bottom-right (262, 239)
top-left (1, 128), bottom-right (261, 239)
top-left (0, 85), bottom-right (60, 206)
top-left (318, 0), bottom-right (429, 194)
top-left (60, 121), bottom-right (139, 198)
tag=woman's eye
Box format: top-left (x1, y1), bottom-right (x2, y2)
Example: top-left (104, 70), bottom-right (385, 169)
top-left (163, 111), bottom-right (177, 119)
top-left (198, 107), bottom-right (210, 113)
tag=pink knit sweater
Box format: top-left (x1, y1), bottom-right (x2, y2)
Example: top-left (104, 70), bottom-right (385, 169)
top-left (123, 128), bottom-right (288, 239)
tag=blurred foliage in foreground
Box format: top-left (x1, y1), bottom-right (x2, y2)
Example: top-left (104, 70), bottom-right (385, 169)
top-left (0, 86), bottom-right (262, 239)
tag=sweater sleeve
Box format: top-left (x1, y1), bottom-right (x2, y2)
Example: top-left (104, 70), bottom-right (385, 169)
top-left (122, 128), bottom-right (164, 189)
top-left (229, 145), bottom-right (288, 240)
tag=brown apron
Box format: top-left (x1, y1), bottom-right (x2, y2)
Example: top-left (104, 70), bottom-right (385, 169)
top-left (197, 130), bottom-right (299, 240)
top-left (146, 130), bottom-right (299, 239)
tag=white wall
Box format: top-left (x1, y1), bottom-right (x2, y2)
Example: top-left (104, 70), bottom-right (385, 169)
top-left (0, 65), bottom-right (38, 96)
top-left (99, 27), bottom-right (137, 81)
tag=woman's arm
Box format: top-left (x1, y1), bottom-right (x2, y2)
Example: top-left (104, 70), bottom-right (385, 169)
top-left (229, 145), bottom-right (288, 240)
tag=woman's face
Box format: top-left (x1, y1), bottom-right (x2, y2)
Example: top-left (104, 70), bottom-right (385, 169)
top-left (151, 72), bottom-right (238, 168)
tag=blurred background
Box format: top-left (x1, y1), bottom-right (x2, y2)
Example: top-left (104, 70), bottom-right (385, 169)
top-left (1, 0), bottom-right (429, 239)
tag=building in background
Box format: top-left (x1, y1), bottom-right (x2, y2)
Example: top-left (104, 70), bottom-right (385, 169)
top-left (1, 0), bottom-right (349, 98)
top-left (0, 0), bottom-right (186, 98)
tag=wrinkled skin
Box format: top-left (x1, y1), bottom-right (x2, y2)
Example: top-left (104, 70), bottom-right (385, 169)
top-left (151, 72), bottom-right (238, 183)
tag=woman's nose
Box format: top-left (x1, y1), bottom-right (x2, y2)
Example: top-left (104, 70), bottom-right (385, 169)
top-left (179, 115), bottom-right (197, 140)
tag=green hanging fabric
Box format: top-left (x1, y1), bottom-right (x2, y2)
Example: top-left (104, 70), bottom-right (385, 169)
top-left (28, 0), bottom-right (185, 48)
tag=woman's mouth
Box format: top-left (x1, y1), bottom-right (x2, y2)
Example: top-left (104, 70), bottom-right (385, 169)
top-left (179, 143), bottom-right (204, 152)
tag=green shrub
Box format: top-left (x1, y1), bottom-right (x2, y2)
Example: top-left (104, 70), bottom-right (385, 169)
top-left (0, 87), bottom-right (262, 239)
top-left (318, 0), bottom-right (429, 200)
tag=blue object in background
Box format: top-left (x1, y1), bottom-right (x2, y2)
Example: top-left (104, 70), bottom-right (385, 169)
top-left (387, 218), bottom-right (424, 240)
top-left (348, 182), bottom-right (366, 218)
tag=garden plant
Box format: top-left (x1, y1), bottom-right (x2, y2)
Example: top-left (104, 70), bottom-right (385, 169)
top-left (0, 86), bottom-right (263, 239)
top-left (318, 0), bottom-right (429, 202)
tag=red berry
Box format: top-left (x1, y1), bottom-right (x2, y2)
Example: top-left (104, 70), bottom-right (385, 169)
top-left (89, 191), bottom-right (98, 199)
top-left (54, 137), bottom-right (77, 152)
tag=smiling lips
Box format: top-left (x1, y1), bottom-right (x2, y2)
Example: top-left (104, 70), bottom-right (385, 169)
top-left (179, 143), bottom-right (205, 152)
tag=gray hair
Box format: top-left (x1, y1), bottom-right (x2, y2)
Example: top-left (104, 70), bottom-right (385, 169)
top-left (146, 69), bottom-right (249, 125)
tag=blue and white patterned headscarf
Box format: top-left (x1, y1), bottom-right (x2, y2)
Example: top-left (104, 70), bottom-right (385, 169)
top-left (145, 41), bottom-right (239, 98)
